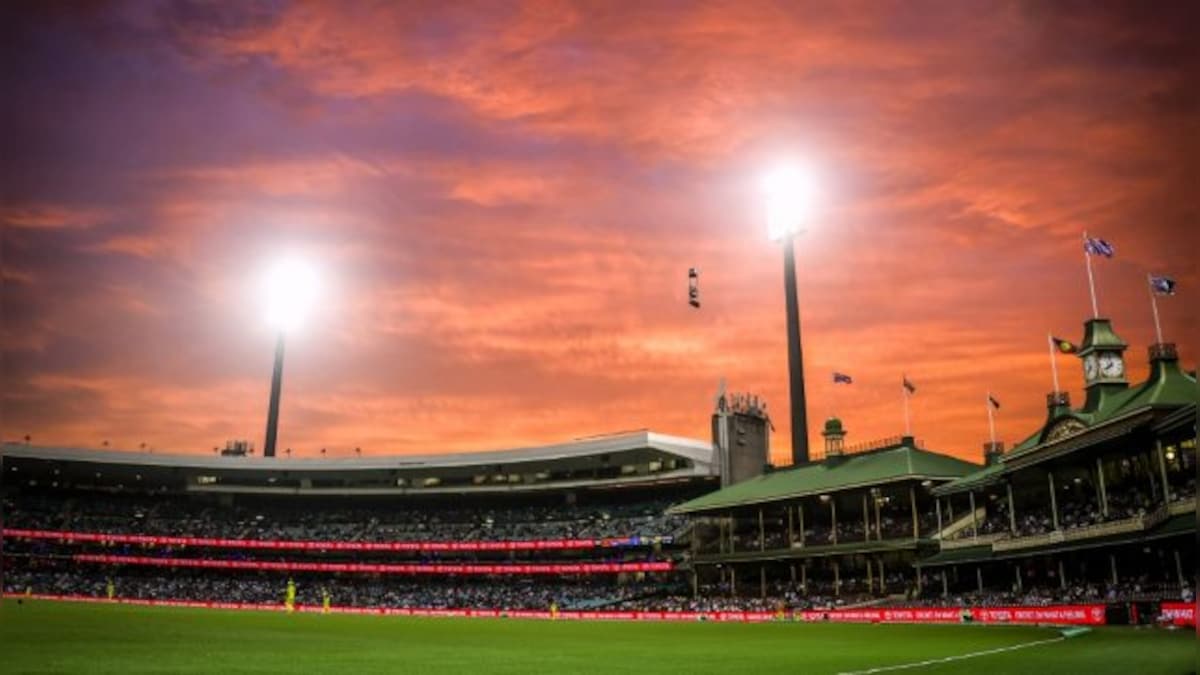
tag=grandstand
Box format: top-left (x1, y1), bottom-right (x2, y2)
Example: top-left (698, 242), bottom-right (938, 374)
top-left (1, 321), bottom-right (1195, 631)
top-left (2, 430), bottom-right (716, 613)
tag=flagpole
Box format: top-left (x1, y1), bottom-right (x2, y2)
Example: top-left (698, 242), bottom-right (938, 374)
top-left (1047, 333), bottom-right (1060, 392)
top-left (902, 378), bottom-right (911, 436)
top-left (1083, 231), bottom-right (1099, 318)
top-left (1148, 273), bottom-right (1164, 344)
top-left (986, 393), bottom-right (997, 446)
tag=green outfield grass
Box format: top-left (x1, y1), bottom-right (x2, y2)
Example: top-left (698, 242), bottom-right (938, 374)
top-left (0, 599), bottom-right (1194, 674)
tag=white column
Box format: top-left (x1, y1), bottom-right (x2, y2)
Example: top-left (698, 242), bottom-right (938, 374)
top-left (941, 570), bottom-right (949, 598)
top-left (1058, 559), bottom-right (1066, 590)
top-left (1048, 472), bottom-right (1060, 531)
top-left (1109, 554), bottom-right (1118, 586)
top-left (758, 508), bottom-right (765, 552)
top-left (874, 495), bottom-right (882, 541)
top-left (862, 494), bottom-right (870, 542)
top-left (976, 566), bottom-right (983, 593)
top-left (935, 498), bottom-right (943, 535)
top-left (1174, 550), bottom-right (1184, 588)
top-left (969, 491), bottom-right (978, 539)
top-left (798, 504), bottom-right (806, 547)
top-left (1006, 481), bottom-right (1017, 534)
top-left (1157, 441), bottom-right (1173, 503)
top-left (834, 560), bottom-right (841, 596)
top-left (910, 485), bottom-right (919, 540)
top-left (1096, 458), bottom-right (1108, 517)
top-left (831, 499), bottom-right (838, 545)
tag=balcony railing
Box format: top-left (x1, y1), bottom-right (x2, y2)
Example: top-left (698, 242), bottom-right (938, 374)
top-left (990, 505), bottom-right (1169, 553)
top-left (939, 532), bottom-right (1006, 550)
top-left (1168, 497), bottom-right (1196, 517)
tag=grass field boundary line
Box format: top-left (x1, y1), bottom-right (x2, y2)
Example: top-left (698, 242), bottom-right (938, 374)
top-left (836, 636), bottom-right (1066, 674)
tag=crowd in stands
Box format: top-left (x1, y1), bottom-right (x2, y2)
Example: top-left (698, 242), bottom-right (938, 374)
top-left (946, 480), bottom-right (1187, 541)
top-left (2, 566), bottom-right (657, 610)
top-left (729, 509), bottom-right (941, 551)
top-left (3, 492), bottom-right (689, 543)
top-left (904, 579), bottom-right (1191, 607)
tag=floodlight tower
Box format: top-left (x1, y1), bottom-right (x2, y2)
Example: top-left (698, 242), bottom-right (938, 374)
top-left (261, 258), bottom-right (319, 458)
top-left (762, 164), bottom-right (816, 466)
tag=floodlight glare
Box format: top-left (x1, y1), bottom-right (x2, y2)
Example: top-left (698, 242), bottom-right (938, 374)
top-left (762, 163), bottom-right (816, 241)
top-left (263, 258), bottom-right (319, 331)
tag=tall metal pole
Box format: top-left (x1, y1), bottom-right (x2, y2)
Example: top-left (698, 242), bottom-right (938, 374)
top-left (782, 236), bottom-right (810, 465)
top-left (263, 331), bottom-right (286, 458)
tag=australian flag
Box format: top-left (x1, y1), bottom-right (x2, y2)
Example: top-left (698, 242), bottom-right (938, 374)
top-left (902, 376), bottom-right (916, 394)
top-left (1149, 275), bottom-right (1177, 296)
top-left (832, 372), bottom-right (853, 384)
top-left (1084, 236), bottom-right (1114, 258)
top-left (988, 394), bottom-right (1001, 410)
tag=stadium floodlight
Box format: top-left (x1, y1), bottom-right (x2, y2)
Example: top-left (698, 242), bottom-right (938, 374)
top-left (762, 161), bottom-right (818, 466)
top-left (260, 256), bottom-right (320, 459)
top-left (262, 257), bottom-right (320, 332)
top-left (762, 163), bottom-right (816, 242)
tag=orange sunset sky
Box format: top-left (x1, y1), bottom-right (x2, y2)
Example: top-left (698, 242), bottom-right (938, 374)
top-left (1, 1), bottom-right (1196, 465)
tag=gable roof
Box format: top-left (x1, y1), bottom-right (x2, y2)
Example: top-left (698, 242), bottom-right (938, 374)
top-left (935, 349), bottom-right (1195, 495)
top-left (670, 441), bottom-right (979, 514)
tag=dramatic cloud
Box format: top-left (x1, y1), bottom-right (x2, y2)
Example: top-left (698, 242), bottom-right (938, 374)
top-left (1, 0), bottom-right (1196, 463)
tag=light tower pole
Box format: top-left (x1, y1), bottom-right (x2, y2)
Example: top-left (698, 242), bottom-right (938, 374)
top-left (263, 331), bottom-right (286, 458)
top-left (260, 257), bottom-right (319, 459)
top-left (763, 164), bottom-right (815, 465)
top-left (781, 234), bottom-right (810, 465)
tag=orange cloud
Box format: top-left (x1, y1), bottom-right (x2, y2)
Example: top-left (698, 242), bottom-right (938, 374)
top-left (1, 1), bottom-right (1195, 466)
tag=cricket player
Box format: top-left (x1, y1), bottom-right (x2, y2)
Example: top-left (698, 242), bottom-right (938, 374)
top-left (285, 578), bottom-right (297, 613)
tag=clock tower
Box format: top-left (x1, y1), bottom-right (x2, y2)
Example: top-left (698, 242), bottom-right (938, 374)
top-left (1077, 318), bottom-right (1128, 413)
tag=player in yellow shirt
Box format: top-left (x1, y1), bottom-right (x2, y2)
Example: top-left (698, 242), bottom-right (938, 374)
top-left (285, 578), bottom-right (297, 613)
top-left (106, 578), bottom-right (116, 601)
top-left (550, 600), bottom-right (559, 620)
top-left (321, 587), bottom-right (331, 614)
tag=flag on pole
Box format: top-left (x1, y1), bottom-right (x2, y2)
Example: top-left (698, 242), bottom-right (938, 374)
top-left (832, 372), bottom-right (853, 384)
top-left (1083, 237), bottom-right (1114, 258)
top-left (902, 376), bottom-right (916, 394)
top-left (988, 394), bottom-right (1001, 410)
top-left (1051, 336), bottom-right (1079, 354)
top-left (1149, 275), bottom-right (1176, 296)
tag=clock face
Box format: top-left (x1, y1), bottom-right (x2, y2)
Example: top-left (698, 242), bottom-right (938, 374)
top-left (1083, 354), bottom-right (1099, 380)
top-left (1098, 353), bottom-right (1124, 379)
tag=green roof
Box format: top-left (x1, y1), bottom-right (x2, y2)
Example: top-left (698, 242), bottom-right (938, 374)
top-left (983, 347), bottom-right (1194, 463)
top-left (1097, 355), bottom-right (1196, 419)
top-left (671, 441), bottom-right (980, 514)
top-left (930, 461), bottom-right (1006, 496)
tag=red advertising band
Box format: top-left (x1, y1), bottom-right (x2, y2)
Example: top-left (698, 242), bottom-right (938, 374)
top-left (796, 605), bottom-right (1108, 626)
top-left (70, 553), bottom-right (674, 575)
top-left (2, 593), bottom-right (1111, 626)
top-left (1159, 602), bottom-right (1196, 627)
top-left (2, 528), bottom-right (652, 552)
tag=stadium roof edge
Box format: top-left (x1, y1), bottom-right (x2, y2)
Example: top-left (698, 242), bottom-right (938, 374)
top-left (0, 430), bottom-right (716, 474)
